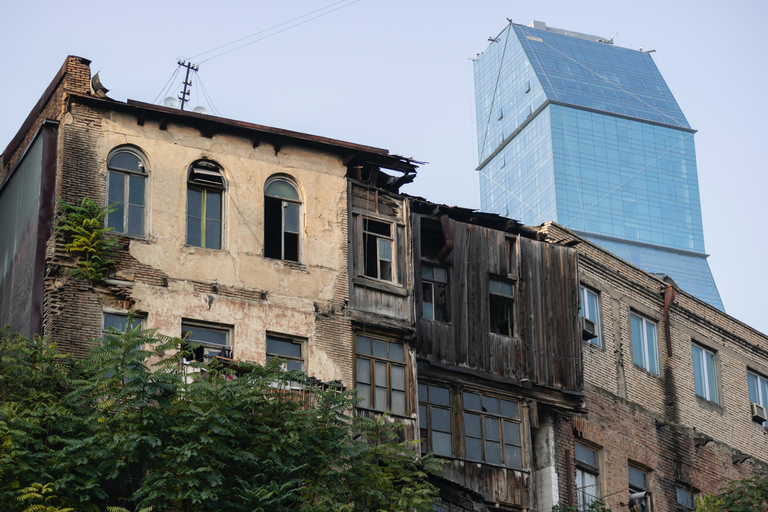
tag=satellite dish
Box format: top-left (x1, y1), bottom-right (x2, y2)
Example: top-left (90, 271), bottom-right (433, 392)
top-left (193, 106), bottom-right (208, 115)
top-left (163, 97), bottom-right (178, 108)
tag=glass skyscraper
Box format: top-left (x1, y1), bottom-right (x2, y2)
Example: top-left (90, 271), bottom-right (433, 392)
top-left (474, 21), bottom-right (723, 310)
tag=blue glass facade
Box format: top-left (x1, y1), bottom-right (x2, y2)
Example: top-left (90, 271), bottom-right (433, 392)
top-left (475, 22), bottom-right (723, 310)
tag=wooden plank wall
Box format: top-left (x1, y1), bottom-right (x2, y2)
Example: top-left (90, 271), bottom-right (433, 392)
top-left (413, 214), bottom-right (582, 392)
top-left (441, 461), bottom-right (530, 508)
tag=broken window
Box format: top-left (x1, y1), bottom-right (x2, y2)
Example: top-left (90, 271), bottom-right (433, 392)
top-left (420, 217), bottom-right (444, 261)
top-left (463, 391), bottom-right (521, 469)
top-left (181, 320), bottom-right (231, 362)
top-left (489, 278), bottom-right (514, 336)
top-left (106, 147), bottom-right (147, 236)
top-left (419, 383), bottom-right (452, 457)
top-left (187, 161), bottom-right (224, 250)
top-left (264, 177), bottom-right (301, 262)
top-left (266, 334), bottom-right (304, 372)
top-left (422, 264), bottom-right (449, 322)
top-left (363, 218), bottom-right (394, 281)
top-left (355, 335), bottom-right (406, 416)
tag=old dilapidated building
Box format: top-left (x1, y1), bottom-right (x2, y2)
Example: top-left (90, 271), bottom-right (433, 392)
top-left (3, 56), bottom-right (768, 512)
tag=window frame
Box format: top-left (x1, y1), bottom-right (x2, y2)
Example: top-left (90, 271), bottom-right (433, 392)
top-left (186, 160), bottom-right (225, 250)
top-left (630, 312), bottom-right (659, 375)
top-left (265, 334), bottom-right (305, 372)
top-left (106, 147), bottom-right (149, 237)
top-left (421, 263), bottom-right (449, 322)
top-left (462, 390), bottom-right (522, 469)
top-left (418, 382), bottom-right (453, 458)
top-left (580, 286), bottom-right (602, 348)
top-left (263, 176), bottom-right (302, 262)
top-left (676, 487), bottom-right (695, 512)
top-left (489, 277), bottom-right (515, 337)
top-left (692, 343), bottom-right (719, 404)
top-left (181, 320), bottom-right (232, 362)
top-left (102, 311), bottom-right (143, 334)
top-left (355, 335), bottom-right (408, 416)
top-left (362, 218), bottom-right (395, 282)
top-left (628, 464), bottom-right (652, 512)
top-left (575, 442), bottom-right (601, 510)
top-left (748, 371), bottom-right (768, 427)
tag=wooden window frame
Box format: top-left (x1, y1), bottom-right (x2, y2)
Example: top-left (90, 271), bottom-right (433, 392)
top-left (264, 176), bottom-right (302, 262)
top-left (418, 382), bottom-right (453, 457)
top-left (181, 320), bottom-right (232, 362)
top-left (186, 161), bottom-right (225, 250)
top-left (362, 218), bottom-right (395, 282)
top-left (462, 390), bottom-right (522, 469)
top-left (355, 335), bottom-right (407, 416)
top-left (422, 263), bottom-right (449, 322)
top-left (489, 277), bottom-right (515, 337)
top-left (266, 334), bottom-right (305, 372)
top-left (106, 147), bottom-right (148, 237)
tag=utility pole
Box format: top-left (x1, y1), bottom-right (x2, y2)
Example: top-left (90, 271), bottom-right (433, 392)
top-left (176, 59), bottom-right (199, 111)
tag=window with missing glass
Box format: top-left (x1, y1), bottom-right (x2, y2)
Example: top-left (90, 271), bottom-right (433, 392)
top-left (355, 335), bottom-right (406, 415)
top-left (489, 278), bottom-right (514, 337)
top-left (419, 383), bottom-right (452, 457)
top-left (187, 160), bottom-right (224, 250)
top-left (463, 391), bottom-right (521, 469)
top-left (264, 176), bottom-right (301, 262)
top-left (422, 264), bottom-right (449, 322)
top-left (363, 218), bottom-right (394, 281)
top-left (181, 321), bottom-right (231, 362)
top-left (266, 335), bottom-right (304, 372)
top-left (692, 344), bottom-right (718, 403)
top-left (575, 443), bottom-right (600, 510)
top-left (106, 147), bottom-right (148, 237)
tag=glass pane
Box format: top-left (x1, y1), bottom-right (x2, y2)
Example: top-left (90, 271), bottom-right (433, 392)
top-left (692, 345), bottom-right (705, 397)
top-left (500, 282), bottom-right (513, 296)
top-left (433, 431), bottom-right (452, 457)
top-left (422, 265), bottom-right (433, 280)
top-left (434, 267), bottom-right (448, 282)
top-left (187, 188), bottom-right (202, 218)
top-left (631, 314), bottom-right (645, 368)
top-left (267, 337), bottom-right (302, 358)
top-left (489, 279), bottom-right (500, 294)
top-left (422, 302), bottom-right (434, 320)
top-left (501, 400), bottom-right (518, 419)
top-left (486, 441), bottom-right (501, 465)
top-left (109, 152), bottom-right (142, 172)
top-left (505, 445), bottom-right (522, 469)
top-left (463, 392), bottom-right (481, 411)
top-left (286, 360), bottom-right (303, 372)
top-left (375, 361), bottom-right (387, 387)
top-left (284, 202), bottom-right (299, 233)
top-left (356, 336), bottom-right (371, 355)
top-left (183, 324), bottom-right (227, 346)
top-left (419, 404), bottom-right (427, 428)
top-left (187, 217), bottom-right (201, 246)
top-left (128, 175), bottom-right (145, 206)
top-left (391, 365), bottom-right (405, 390)
top-left (575, 443), bottom-right (596, 466)
top-left (108, 171), bottom-right (125, 202)
top-left (748, 373), bottom-right (759, 403)
top-left (127, 205), bottom-right (144, 236)
top-left (389, 343), bottom-right (404, 362)
top-left (706, 350), bottom-right (718, 403)
top-left (265, 180), bottom-right (299, 200)
top-left (418, 383), bottom-right (428, 401)
top-left (646, 321), bottom-right (658, 374)
top-left (356, 358), bottom-right (370, 384)
top-left (432, 408), bottom-right (451, 433)
top-left (357, 384), bottom-right (370, 409)
top-left (391, 390), bottom-right (405, 416)
top-left (485, 417), bottom-right (500, 441)
top-left (104, 313), bottom-right (129, 332)
top-left (375, 386), bottom-right (387, 411)
top-left (206, 190), bottom-right (222, 221)
top-left (465, 437), bottom-right (482, 461)
top-left (205, 219), bottom-right (221, 249)
top-left (677, 488), bottom-right (695, 509)
top-left (464, 413), bottom-right (481, 437)
top-left (761, 379), bottom-right (768, 410)
top-left (379, 238), bottom-right (392, 262)
top-left (628, 466), bottom-right (647, 489)
top-left (429, 385), bottom-right (450, 405)
top-left (372, 339), bottom-right (388, 358)
top-left (504, 421), bottom-right (520, 446)
top-left (482, 396), bottom-right (500, 415)
top-left (109, 201), bottom-right (125, 233)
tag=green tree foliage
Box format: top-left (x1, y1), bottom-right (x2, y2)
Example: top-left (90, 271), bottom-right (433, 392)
top-left (553, 501), bottom-right (611, 512)
top-left (695, 469), bottom-right (768, 512)
top-left (0, 326), bottom-right (442, 512)
top-left (56, 198), bottom-right (120, 281)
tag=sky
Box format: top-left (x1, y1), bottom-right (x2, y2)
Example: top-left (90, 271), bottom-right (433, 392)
top-left (1, 0), bottom-right (767, 333)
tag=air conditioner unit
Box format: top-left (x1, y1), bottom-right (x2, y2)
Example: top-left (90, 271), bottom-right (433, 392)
top-left (751, 402), bottom-right (767, 423)
top-left (581, 316), bottom-right (598, 341)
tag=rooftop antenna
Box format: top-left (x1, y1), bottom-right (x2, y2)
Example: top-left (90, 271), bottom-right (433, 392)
top-left (176, 59), bottom-right (199, 111)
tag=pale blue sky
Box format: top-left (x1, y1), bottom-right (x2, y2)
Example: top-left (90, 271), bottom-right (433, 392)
top-left (2, 0), bottom-right (766, 333)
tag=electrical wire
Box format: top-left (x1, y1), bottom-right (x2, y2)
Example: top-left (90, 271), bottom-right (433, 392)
top-left (195, 0), bottom-right (362, 64)
top-left (187, 0), bottom-right (351, 61)
top-left (153, 66), bottom-right (181, 104)
top-left (195, 71), bottom-right (222, 117)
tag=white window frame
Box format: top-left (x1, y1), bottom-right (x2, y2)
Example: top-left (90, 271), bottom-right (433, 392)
top-left (692, 344), bottom-right (718, 403)
top-left (630, 312), bottom-right (659, 375)
top-left (580, 286), bottom-right (602, 347)
top-left (575, 442), bottom-right (600, 511)
top-left (748, 371), bottom-right (768, 427)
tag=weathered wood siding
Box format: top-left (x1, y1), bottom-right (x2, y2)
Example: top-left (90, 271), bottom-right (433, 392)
top-left (441, 461), bottom-right (530, 508)
top-left (413, 214), bottom-right (582, 391)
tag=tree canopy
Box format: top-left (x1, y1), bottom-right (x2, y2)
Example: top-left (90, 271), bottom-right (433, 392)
top-left (0, 325), bottom-right (441, 512)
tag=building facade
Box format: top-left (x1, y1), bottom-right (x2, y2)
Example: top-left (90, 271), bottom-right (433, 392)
top-left (473, 21), bottom-right (723, 310)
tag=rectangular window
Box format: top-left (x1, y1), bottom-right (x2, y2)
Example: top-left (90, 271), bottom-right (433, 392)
top-left (631, 313), bottom-right (659, 375)
top-left (463, 391), bottom-right (521, 469)
top-left (580, 286), bottom-right (602, 347)
top-left (748, 371), bottom-right (768, 427)
top-left (489, 278), bottom-right (514, 337)
top-left (187, 187), bottom-right (223, 250)
top-left (628, 465), bottom-right (652, 512)
top-left (355, 335), bottom-right (406, 416)
top-left (103, 312), bottom-right (137, 334)
top-left (181, 321), bottom-right (231, 362)
top-left (422, 264), bottom-right (449, 322)
top-left (266, 335), bottom-right (304, 372)
top-left (419, 383), bottom-right (452, 457)
top-left (575, 443), bottom-right (600, 510)
top-left (363, 219), bottom-right (394, 281)
top-left (107, 171), bottom-right (146, 236)
top-left (692, 344), bottom-right (718, 403)
top-left (676, 488), bottom-right (695, 511)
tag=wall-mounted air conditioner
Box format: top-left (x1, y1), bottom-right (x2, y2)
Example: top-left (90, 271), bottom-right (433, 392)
top-left (751, 402), bottom-right (767, 423)
top-left (581, 316), bottom-right (598, 341)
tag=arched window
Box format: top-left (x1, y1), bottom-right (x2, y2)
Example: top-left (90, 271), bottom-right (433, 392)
top-left (106, 147), bottom-right (148, 236)
top-left (187, 160), bottom-right (225, 250)
top-left (264, 176), bottom-right (301, 262)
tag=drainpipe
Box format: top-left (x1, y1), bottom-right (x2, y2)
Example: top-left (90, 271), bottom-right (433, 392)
top-left (662, 284), bottom-right (676, 356)
top-left (436, 214), bottom-right (453, 262)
